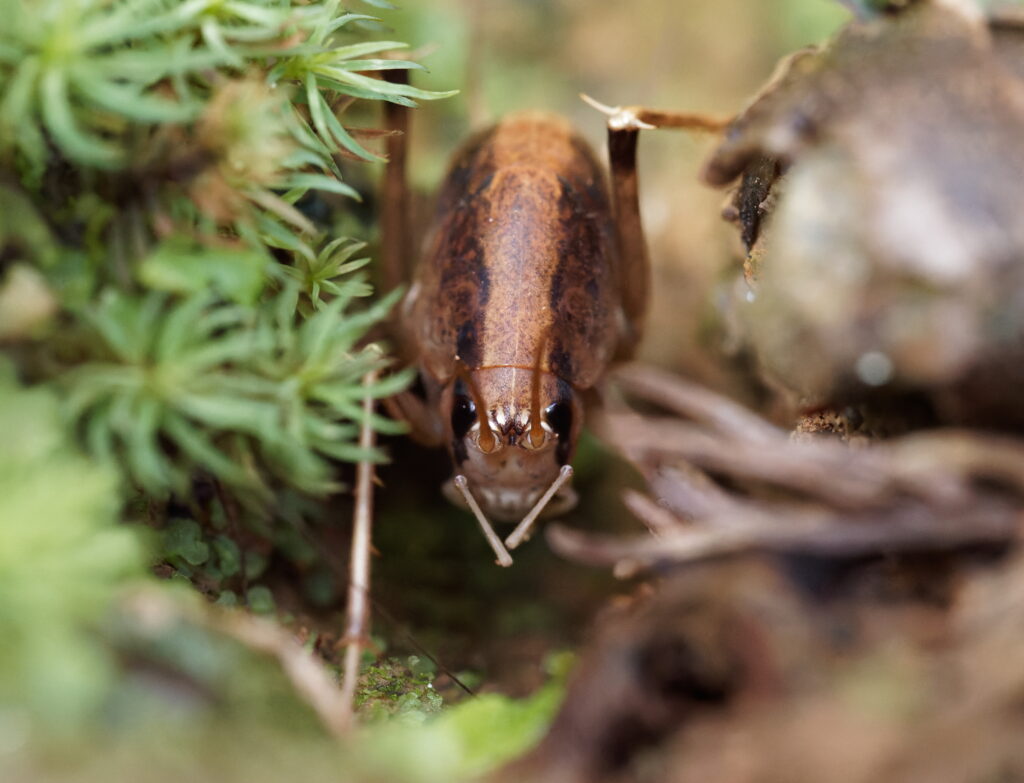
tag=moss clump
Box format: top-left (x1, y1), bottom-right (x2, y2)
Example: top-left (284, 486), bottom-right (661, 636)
top-left (357, 656), bottom-right (445, 723)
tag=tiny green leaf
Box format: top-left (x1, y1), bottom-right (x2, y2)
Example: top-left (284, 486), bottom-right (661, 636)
top-left (163, 519), bottom-right (210, 566)
top-left (245, 585), bottom-right (276, 614)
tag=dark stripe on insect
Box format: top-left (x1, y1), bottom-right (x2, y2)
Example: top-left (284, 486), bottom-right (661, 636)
top-left (464, 171), bottom-right (496, 206)
top-left (439, 228), bottom-right (490, 305)
top-left (433, 127), bottom-right (498, 220)
top-left (548, 338), bottom-right (575, 384)
top-left (550, 174), bottom-right (594, 315)
top-left (548, 177), bottom-right (574, 326)
top-left (456, 319), bottom-right (482, 369)
top-left (439, 222), bottom-right (489, 369)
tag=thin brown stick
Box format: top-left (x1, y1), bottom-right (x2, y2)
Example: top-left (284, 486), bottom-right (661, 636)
top-left (640, 461), bottom-right (748, 522)
top-left (886, 431), bottom-right (1024, 494)
top-left (629, 107), bottom-right (731, 132)
top-left (214, 606), bottom-right (352, 739)
top-left (603, 413), bottom-right (895, 509)
top-left (622, 489), bottom-right (683, 537)
top-left (339, 368), bottom-right (380, 729)
top-left (608, 411), bottom-right (1024, 511)
top-left (380, 69), bottom-right (410, 294)
top-left (612, 363), bottom-right (783, 442)
top-left (287, 512), bottom-right (478, 699)
top-left (549, 500), bottom-right (1021, 572)
top-left (581, 94), bottom-right (731, 133)
top-left (580, 369), bottom-right (1024, 576)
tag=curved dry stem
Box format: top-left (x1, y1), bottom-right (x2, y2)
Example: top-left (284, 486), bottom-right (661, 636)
top-left (611, 364), bottom-right (783, 442)
top-left (122, 587), bottom-right (351, 739)
top-left (638, 461), bottom-right (750, 522)
top-left (577, 369), bottom-right (1024, 575)
top-left (550, 500), bottom-right (1021, 574)
top-left (602, 413), bottom-right (895, 509)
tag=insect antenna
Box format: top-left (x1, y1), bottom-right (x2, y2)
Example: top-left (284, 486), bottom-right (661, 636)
top-left (452, 475), bottom-right (514, 567)
top-left (450, 361), bottom-right (512, 564)
top-left (454, 359), bottom-right (497, 453)
top-left (528, 329), bottom-right (550, 448)
top-left (505, 464), bottom-right (574, 550)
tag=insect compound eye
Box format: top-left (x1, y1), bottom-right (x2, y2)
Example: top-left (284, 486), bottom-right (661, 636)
top-left (451, 394), bottom-right (477, 440)
top-left (544, 400), bottom-right (573, 441)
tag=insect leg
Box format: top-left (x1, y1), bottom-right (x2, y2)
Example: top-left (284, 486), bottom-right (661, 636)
top-left (586, 95), bottom-right (651, 357)
top-left (382, 387), bottom-right (445, 447)
top-left (504, 464), bottom-right (574, 551)
top-left (583, 95), bottom-right (730, 357)
top-left (452, 476), bottom-right (514, 567)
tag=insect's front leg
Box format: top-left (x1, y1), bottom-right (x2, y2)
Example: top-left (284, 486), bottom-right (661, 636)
top-left (382, 382), bottom-right (446, 448)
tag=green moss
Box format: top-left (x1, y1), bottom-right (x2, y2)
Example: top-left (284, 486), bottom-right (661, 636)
top-left (0, 364), bottom-right (145, 730)
top-left (357, 657), bottom-right (445, 723)
top-left (355, 652), bottom-right (573, 781)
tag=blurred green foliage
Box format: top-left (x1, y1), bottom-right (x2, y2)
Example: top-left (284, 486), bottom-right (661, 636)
top-left (0, 329), bottom-right (566, 777)
top-left (355, 652), bottom-right (572, 782)
top-left (7, 640), bottom-right (569, 783)
top-left (0, 366), bottom-right (143, 729)
top-left (0, 0), bottom-right (448, 753)
top-left (0, 0), bottom-right (451, 173)
top-left (62, 284), bottom-right (404, 499)
top-left (0, 0), bottom-right (452, 509)
top-left (774, 0), bottom-right (849, 49)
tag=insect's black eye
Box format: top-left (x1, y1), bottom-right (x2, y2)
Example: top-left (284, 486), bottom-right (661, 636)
top-left (545, 400), bottom-right (573, 441)
top-left (451, 394), bottom-right (477, 439)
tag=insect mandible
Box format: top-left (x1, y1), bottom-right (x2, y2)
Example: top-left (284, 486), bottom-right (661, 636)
top-left (380, 76), bottom-right (671, 566)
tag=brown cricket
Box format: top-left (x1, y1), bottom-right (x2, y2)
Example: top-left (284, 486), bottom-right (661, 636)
top-left (380, 77), bottom-right (708, 565)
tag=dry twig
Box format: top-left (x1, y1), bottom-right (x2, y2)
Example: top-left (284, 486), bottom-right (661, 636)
top-left (551, 365), bottom-right (1024, 573)
top-left (122, 587), bottom-right (352, 738)
top-left (339, 367), bottom-right (380, 729)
